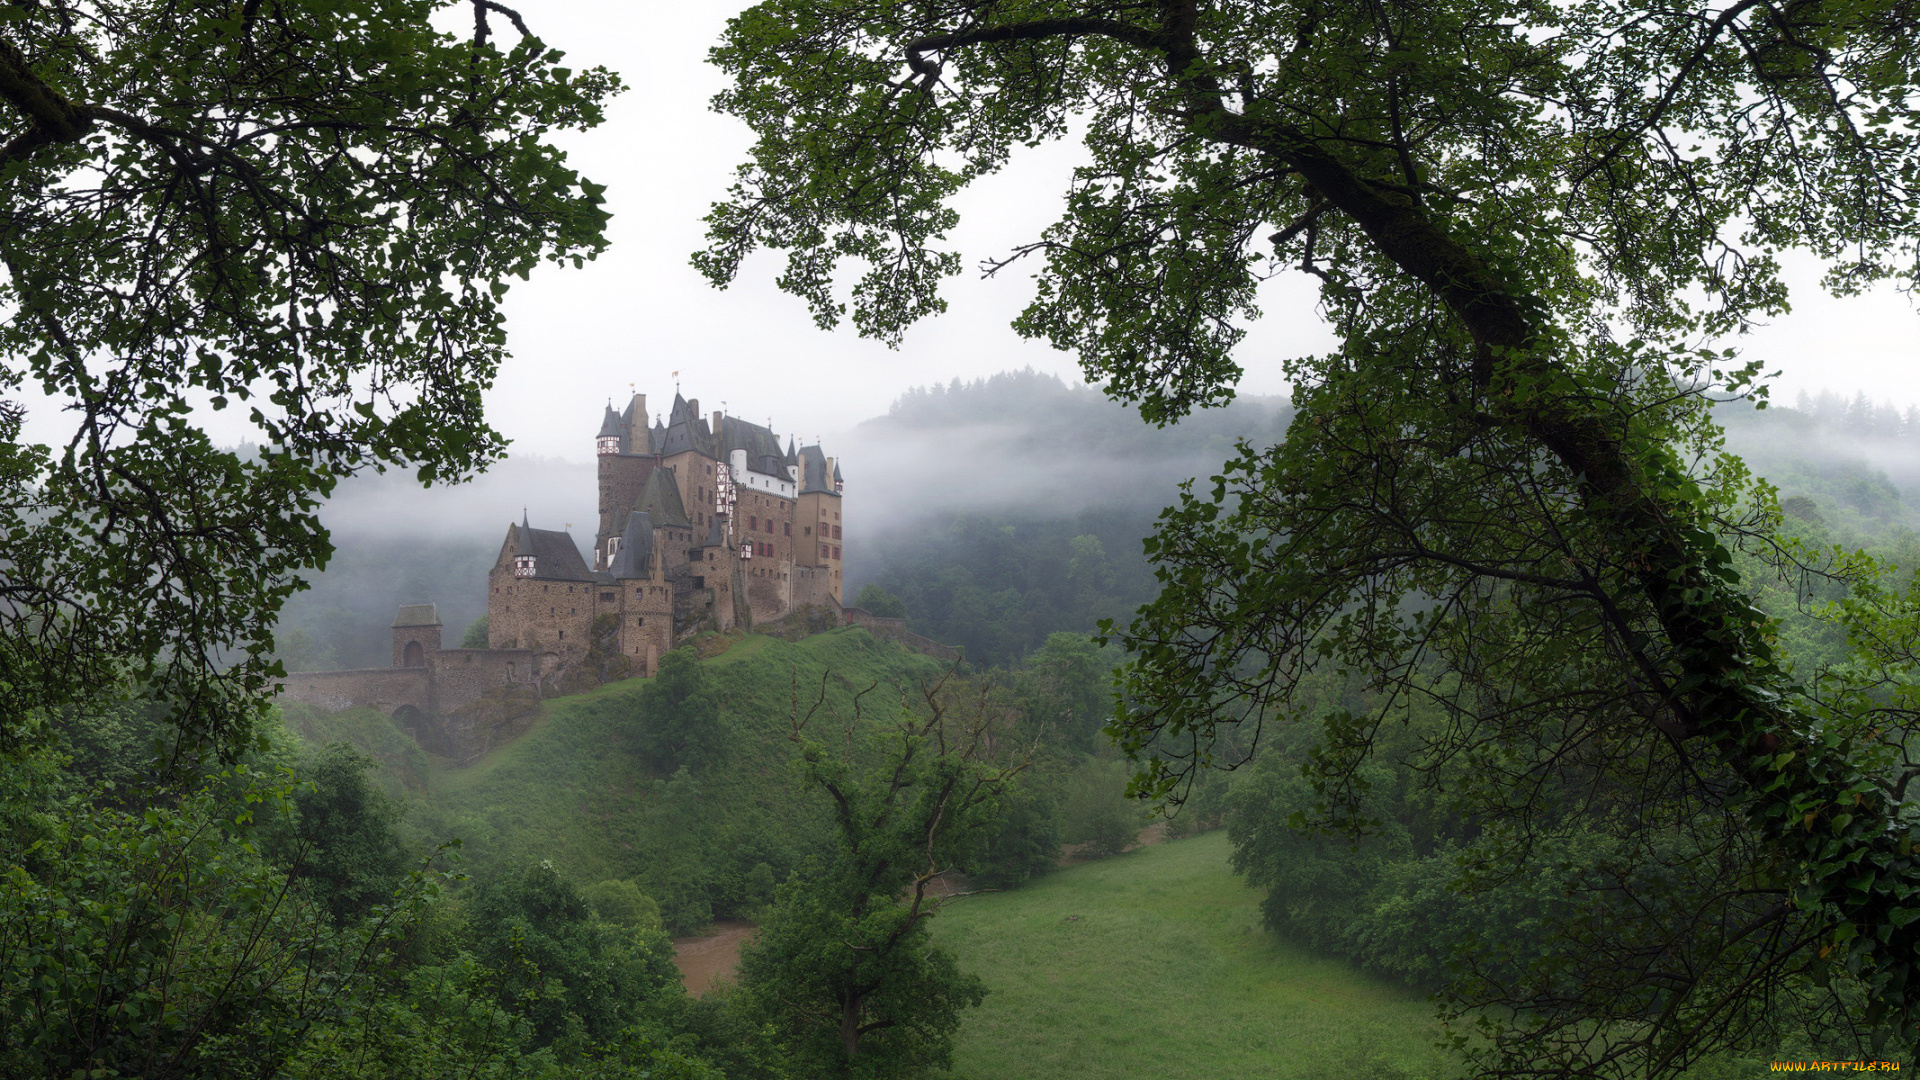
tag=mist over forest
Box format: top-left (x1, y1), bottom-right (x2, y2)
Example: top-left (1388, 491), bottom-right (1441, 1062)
top-left (276, 369), bottom-right (1915, 673)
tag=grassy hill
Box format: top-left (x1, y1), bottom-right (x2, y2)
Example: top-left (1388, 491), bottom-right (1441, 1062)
top-left (289, 627), bottom-right (952, 930)
top-left (931, 830), bottom-right (1454, 1080)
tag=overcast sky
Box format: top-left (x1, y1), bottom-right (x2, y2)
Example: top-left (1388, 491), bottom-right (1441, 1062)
top-left (14, 2), bottom-right (1917, 466)
top-left (478, 1), bottom-right (1918, 463)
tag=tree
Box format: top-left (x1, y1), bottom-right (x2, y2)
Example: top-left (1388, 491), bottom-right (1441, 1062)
top-left (633, 648), bottom-right (725, 774)
top-left (463, 860), bottom-right (682, 1050)
top-left (266, 742), bottom-right (410, 925)
top-left (853, 583), bottom-right (907, 619)
top-left (735, 674), bottom-right (1020, 1078)
top-left (702, 0), bottom-right (1920, 1070)
top-left (0, 0), bottom-right (615, 754)
top-left (0, 767), bottom-right (442, 1079)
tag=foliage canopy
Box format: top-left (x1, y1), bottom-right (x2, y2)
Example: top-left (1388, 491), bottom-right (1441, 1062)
top-left (703, 0), bottom-right (1920, 1069)
top-left (0, 0), bottom-right (615, 752)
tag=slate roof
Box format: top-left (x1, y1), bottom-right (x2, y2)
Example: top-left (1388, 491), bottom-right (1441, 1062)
top-left (392, 603), bottom-right (441, 628)
top-left (634, 467), bottom-right (691, 528)
top-left (597, 403), bottom-right (624, 439)
top-left (798, 445), bottom-right (838, 495)
top-left (692, 513), bottom-right (728, 550)
top-left (512, 523), bottom-right (595, 582)
top-left (721, 416), bottom-right (788, 478)
top-left (607, 512), bottom-right (655, 579)
top-left (658, 393), bottom-right (716, 458)
top-left (785, 436), bottom-right (797, 465)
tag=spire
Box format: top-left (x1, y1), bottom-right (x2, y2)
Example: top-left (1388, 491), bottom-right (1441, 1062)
top-left (785, 436), bottom-right (797, 464)
top-left (522, 507), bottom-right (530, 531)
top-left (597, 403), bottom-right (622, 435)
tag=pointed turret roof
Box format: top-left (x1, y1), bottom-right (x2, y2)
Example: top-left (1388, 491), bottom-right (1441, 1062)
top-left (785, 436), bottom-right (798, 465)
top-left (658, 392), bottom-right (716, 458)
top-left (692, 511), bottom-right (728, 550)
top-left (634, 466), bottom-right (691, 528)
top-left (597, 403), bottom-right (624, 439)
top-left (607, 512), bottom-right (655, 579)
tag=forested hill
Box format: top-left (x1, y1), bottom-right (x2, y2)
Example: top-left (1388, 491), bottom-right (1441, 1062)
top-left (1715, 397), bottom-right (1920, 529)
top-left (841, 369), bottom-right (1292, 665)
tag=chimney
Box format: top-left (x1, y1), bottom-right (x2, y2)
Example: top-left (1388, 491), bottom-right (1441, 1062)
top-left (628, 393), bottom-right (649, 454)
top-left (712, 410), bottom-right (724, 440)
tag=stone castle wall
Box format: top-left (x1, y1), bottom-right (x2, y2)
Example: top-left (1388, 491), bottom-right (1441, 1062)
top-left (842, 607), bottom-right (961, 662)
top-left (275, 646), bottom-right (540, 719)
top-left (275, 666), bottom-right (433, 715)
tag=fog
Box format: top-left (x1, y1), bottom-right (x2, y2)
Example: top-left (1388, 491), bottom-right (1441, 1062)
top-left (282, 372), bottom-right (1910, 671)
top-left (837, 374), bottom-right (1293, 534)
top-left (316, 455), bottom-right (596, 544)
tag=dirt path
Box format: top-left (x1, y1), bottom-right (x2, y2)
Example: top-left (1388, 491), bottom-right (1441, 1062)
top-left (672, 920), bottom-right (757, 996)
top-left (669, 825), bottom-right (1174, 994)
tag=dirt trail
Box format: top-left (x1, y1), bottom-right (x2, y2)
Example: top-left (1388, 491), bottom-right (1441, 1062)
top-left (670, 826), bottom-right (1172, 994)
top-left (672, 920), bottom-right (757, 996)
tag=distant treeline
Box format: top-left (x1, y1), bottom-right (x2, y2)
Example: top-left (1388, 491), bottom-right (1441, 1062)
top-left (1786, 388), bottom-right (1920, 442)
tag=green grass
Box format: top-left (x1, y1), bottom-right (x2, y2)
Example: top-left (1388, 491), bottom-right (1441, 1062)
top-left (933, 830), bottom-right (1454, 1080)
top-left (397, 628), bottom-right (949, 891)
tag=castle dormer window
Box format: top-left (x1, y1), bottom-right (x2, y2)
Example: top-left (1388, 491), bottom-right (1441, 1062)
top-left (514, 555), bottom-right (536, 577)
top-left (597, 436), bottom-right (620, 455)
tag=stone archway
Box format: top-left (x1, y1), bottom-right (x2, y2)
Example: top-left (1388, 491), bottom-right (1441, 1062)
top-left (403, 639), bottom-right (425, 667)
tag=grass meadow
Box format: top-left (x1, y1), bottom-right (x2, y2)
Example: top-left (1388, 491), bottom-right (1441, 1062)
top-left (933, 829), bottom-right (1454, 1080)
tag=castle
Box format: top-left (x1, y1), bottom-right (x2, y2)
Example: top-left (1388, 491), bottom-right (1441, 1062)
top-left (484, 389), bottom-right (846, 678)
top-left (276, 387), bottom-right (953, 762)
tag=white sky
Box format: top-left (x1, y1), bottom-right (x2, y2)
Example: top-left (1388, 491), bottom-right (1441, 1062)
top-left (480, 1), bottom-right (1918, 461)
top-left (13, 1), bottom-right (1919, 461)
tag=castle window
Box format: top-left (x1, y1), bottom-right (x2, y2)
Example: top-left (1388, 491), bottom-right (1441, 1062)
top-left (600, 592), bottom-right (613, 603)
top-left (514, 555), bottom-right (536, 577)
top-left (749, 514), bottom-right (758, 530)
top-left (559, 630), bottom-right (565, 640)
top-left (636, 616), bottom-right (644, 627)
top-left (784, 522), bottom-right (791, 536)
top-left (833, 525), bottom-right (842, 539)
top-left (804, 526), bottom-right (811, 536)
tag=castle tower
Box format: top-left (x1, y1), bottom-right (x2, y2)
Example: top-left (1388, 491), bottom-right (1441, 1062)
top-left (392, 604), bottom-right (443, 667)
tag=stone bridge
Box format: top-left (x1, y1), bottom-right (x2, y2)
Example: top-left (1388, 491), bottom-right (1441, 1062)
top-left (273, 605), bottom-right (550, 763)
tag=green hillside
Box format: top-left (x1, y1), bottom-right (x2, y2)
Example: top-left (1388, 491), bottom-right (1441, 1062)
top-left (932, 830), bottom-right (1453, 1080)
top-left (297, 627), bottom-right (951, 931)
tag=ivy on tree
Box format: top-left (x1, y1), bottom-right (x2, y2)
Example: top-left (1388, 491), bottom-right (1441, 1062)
top-left (0, 0), bottom-right (616, 753)
top-left (701, 0), bottom-right (1920, 1070)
